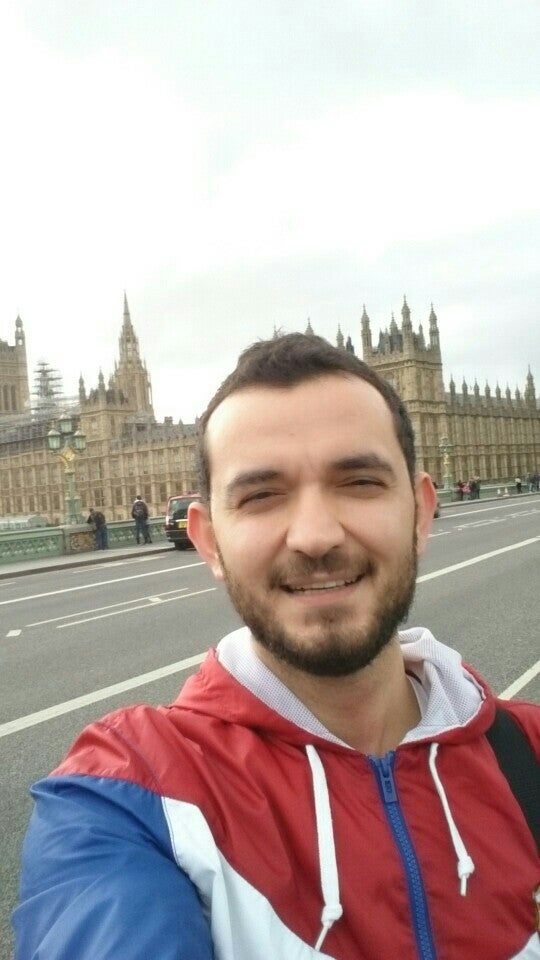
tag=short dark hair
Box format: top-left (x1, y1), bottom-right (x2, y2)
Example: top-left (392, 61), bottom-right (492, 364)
top-left (197, 333), bottom-right (416, 502)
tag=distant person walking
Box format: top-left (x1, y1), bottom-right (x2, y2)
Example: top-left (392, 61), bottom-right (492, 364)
top-left (87, 508), bottom-right (108, 550)
top-left (515, 477), bottom-right (522, 494)
top-left (132, 496), bottom-right (151, 544)
top-left (456, 480), bottom-right (465, 501)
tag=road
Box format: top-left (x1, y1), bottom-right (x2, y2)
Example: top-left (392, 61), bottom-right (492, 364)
top-left (1, 497), bottom-right (539, 957)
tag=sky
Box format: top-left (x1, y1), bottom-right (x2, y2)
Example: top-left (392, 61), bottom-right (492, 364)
top-left (1, 0), bottom-right (539, 422)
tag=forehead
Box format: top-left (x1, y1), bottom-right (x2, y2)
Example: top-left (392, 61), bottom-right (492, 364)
top-left (205, 375), bottom-right (403, 476)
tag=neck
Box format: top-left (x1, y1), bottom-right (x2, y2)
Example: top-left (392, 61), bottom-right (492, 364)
top-left (253, 637), bottom-right (420, 755)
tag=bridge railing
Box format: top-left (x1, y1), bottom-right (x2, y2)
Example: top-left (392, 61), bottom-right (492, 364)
top-left (0, 517), bottom-right (168, 566)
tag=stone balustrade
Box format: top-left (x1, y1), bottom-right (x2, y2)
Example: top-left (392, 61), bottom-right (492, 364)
top-left (0, 517), bottom-right (167, 565)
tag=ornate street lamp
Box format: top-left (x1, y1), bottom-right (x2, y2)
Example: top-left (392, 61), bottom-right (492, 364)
top-left (438, 435), bottom-right (454, 493)
top-left (48, 414), bottom-right (87, 524)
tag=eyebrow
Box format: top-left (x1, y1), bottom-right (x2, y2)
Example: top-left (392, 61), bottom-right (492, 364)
top-left (225, 469), bottom-right (282, 500)
top-left (331, 454), bottom-right (397, 478)
top-left (225, 454), bottom-right (396, 500)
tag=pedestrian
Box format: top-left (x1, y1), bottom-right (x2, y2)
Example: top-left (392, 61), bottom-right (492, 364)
top-left (515, 476), bottom-right (522, 494)
top-left (472, 475), bottom-right (481, 500)
top-left (86, 507), bottom-right (108, 549)
top-left (131, 495), bottom-right (152, 544)
top-left (456, 480), bottom-right (465, 501)
top-left (14, 334), bottom-right (539, 960)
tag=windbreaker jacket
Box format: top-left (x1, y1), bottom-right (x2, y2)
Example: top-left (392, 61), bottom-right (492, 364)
top-left (14, 628), bottom-right (540, 960)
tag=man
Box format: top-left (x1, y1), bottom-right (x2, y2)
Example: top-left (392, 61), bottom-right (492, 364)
top-left (131, 494), bottom-right (152, 544)
top-left (14, 335), bottom-right (539, 958)
top-left (87, 506), bottom-right (108, 549)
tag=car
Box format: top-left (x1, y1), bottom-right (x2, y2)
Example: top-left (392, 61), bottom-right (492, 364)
top-left (164, 493), bottom-right (201, 549)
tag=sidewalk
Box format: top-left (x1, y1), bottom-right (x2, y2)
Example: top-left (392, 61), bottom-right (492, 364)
top-left (0, 540), bottom-right (176, 581)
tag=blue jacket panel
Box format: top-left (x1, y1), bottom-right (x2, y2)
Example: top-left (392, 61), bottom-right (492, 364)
top-left (14, 775), bottom-right (214, 960)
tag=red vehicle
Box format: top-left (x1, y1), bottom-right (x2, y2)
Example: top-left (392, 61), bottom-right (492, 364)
top-left (164, 493), bottom-right (201, 549)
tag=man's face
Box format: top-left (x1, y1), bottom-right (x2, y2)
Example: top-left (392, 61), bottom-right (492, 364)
top-left (190, 374), bottom-right (435, 677)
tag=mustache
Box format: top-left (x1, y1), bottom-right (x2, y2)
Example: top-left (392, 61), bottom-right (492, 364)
top-left (269, 551), bottom-right (372, 588)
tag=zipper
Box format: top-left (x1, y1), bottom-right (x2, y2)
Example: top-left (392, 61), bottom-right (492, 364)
top-left (369, 752), bottom-right (437, 960)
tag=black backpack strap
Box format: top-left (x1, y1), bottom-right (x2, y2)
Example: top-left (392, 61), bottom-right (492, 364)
top-left (485, 706), bottom-right (540, 853)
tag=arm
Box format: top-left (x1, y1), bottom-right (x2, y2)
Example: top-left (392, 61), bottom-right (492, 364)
top-left (14, 774), bottom-right (214, 960)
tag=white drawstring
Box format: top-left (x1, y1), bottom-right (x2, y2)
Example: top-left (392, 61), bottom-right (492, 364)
top-left (306, 745), bottom-right (343, 950)
top-left (428, 742), bottom-right (475, 895)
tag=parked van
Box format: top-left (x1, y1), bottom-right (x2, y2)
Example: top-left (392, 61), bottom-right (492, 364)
top-left (164, 493), bottom-right (200, 549)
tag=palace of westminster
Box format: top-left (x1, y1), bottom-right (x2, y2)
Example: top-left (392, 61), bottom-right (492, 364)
top-left (0, 295), bottom-right (538, 523)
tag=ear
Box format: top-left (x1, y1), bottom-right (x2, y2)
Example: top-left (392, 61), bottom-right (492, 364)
top-left (187, 501), bottom-right (224, 581)
top-left (414, 472), bottom-right (438, 556)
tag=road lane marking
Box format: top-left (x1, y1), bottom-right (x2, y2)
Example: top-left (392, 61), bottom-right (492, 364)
top-left (6, 629), bottom-right (21, 637)
top-left (417, 536), bottom-right (540, 583)
top-left (27, 587), bottom-right (190, 627)
top-left (57, 587), bottom-right (216, 628)
top-left (0, 561), bottom-right (206, 607)
top-left (0, 652), bottom-right (208, 739)
top-left (441, 501), bottom-right (539, 519)
top-left (499, 660), bottom-right (540, 700)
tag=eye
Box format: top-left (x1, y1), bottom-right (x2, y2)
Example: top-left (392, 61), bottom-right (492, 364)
top-left (341, 477), bottom-right (385, 491)
top-left (239, 490), bottom-right (278, 507)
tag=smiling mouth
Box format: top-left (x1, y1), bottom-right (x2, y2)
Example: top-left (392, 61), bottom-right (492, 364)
top-left (281, 574), bottom-right (363, 595)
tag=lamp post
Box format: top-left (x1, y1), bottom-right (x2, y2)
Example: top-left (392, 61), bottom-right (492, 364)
top-left (438, 435), bottom-right (454, 494)
top-left (47, 412), bottom-right (87, 524)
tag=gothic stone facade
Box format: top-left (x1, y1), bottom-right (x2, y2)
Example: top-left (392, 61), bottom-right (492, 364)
top-left (358, 299), bottom-right (539, 484)
top-left (0, 297), bottom-right (538, 524)
top-left (0, 297), bottom-right (198, 523)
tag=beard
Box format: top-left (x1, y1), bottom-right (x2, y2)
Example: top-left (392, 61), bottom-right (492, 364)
top-left (217, 538), bottom-right (418, 678)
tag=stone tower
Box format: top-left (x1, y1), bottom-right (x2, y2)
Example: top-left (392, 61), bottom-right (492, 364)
top-left (360, 299), bottom-right (448, 476)
top-left (112, 293), bottom-right (154, 420)
top-left (0, 315), bottom-right (30, 415)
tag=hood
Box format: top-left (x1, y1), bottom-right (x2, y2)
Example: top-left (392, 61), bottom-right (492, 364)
top-left (176, 625), bottom-right (495, 750)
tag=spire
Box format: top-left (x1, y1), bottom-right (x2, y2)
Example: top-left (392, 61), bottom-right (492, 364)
top-left (485, 380), bottom-right (491, 399)
top-left (15, 314), bottom-right (25, 346)
top-left (98, 368), bottom-right (105, 393)
top-left (390, 311), bottom-right (398, 333)
top-left (505, 384), bottom-right (511, 402)
top-left (417, 323), bottom-right (426, 349)
top-left (305, 318), bottom-right (314, 336)
top-left (360, 304), bottom-right (372, 356)
top-left (429, 302), bottom-right (440, 350)
top-left (473, 379), bottom-right (480, 398)
top-left (78, 374), bottom-right (86, 403)
top-left (449, 375), bottom-right (456, 397)
top-left (495, 382), bottom-right (501, 400)
top-left (345, 335), bottom-right (355, 355)
top-left (336, 324), bottom-right (344, 349)
top-left (462, 377), bottom-right (468, 396)
top-left (525, 366), bottom-right (536, 406)
top-left (118, 292), bottom-right (140, 362)
top-left (401, 296), bottom-right (411, 329)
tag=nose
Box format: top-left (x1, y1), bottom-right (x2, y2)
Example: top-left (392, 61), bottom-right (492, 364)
top-left (285, 489), bottom-right (345, 557)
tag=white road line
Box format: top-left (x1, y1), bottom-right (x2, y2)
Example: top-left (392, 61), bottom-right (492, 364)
top-left (0, 652), bottom-right (207, 739)
top-left (442, 501), bottom-right (538, 519)
top-left (6, 629), bottom-right (21, 637)
top-left (0, 561), bottom-right (206, 607)
top-left (27, 587), bottom-right (189, 627)
top-left (417, 536), bottom-right (540, 583)
top-left (428, 531), bottom-right (450, 538)
top-left (57, 587), bottom-right (216, 628)
top-left (498, 661), bottom-right (540, 700)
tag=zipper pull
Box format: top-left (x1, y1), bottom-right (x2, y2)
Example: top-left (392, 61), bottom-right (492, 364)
top-left (378, 753), bottom-right (397, 804)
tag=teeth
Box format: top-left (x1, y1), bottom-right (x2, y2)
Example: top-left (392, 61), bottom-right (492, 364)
top-left (289, 577), bottom-right (357, 593)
